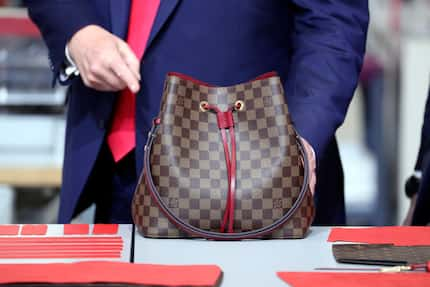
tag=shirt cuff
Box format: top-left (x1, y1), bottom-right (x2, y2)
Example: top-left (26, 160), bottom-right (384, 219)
top-left (59, 45), bottom-right (80, 82)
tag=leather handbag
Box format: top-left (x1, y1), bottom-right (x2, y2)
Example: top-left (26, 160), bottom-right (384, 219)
top-left (132, 72), bottom-right (315, 240)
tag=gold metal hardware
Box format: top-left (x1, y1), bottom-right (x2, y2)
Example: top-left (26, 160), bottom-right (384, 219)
top-left (234, 100), bottom-right (245, 111)
top-left (200, 101), bottom-right (209, 112)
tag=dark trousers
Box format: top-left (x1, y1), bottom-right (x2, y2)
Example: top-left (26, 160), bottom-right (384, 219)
top-left (313, 138), bottom-right (345, 225)
top-left (73, 141), bottom-right (137, 223)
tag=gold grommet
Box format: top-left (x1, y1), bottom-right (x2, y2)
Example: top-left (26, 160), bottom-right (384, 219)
top-left (234, 100), bottom-right (245, 111)
top-left (200, 101), bottom-right (209, 112)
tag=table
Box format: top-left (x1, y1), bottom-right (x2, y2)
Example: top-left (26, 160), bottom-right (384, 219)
top-left (0, 225), bottom-right (347, 286)
top-left (134, 227), bottom-right (342, 287)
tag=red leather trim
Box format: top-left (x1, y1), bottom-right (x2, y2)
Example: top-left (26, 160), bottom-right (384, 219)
top-left (0, 225), bottom-right (19, 236)
top-left (63, 224), bottom-right (89, 235)
top-left (0, 237), bottom-right (122, 243)
top-left (167, 72), bottom-right (214, 86)
top-left (0, 253), bottom-right (121, 259)
top-left (204, 104), bottom-right (237, 233)
top-left (0, 245), bottom-right (122, 250)
top-left (167, 71), bottom-right (278, 87)
top-left (154, 118), bottom-right (161, 125)
top-left (219, 129), bottom-right (231, 233)
top-left (228, 127), bottom-right (237, 233)
top-left (21, 224), bottom-right (48, 236)
top-left (253, 71), bottom-right (278, 80)
top-left (216, 111), bottom-right (234, 129)
top-left (93, 224), bottom-right (119, 235)
top-left (0, 236), bottom-right (123, 259)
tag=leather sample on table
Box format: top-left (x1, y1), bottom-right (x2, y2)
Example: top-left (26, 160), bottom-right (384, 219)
top-left (277, 272), bottom-right (430, 287)
top-left (0, 224), bottom-right (130, 261)
top-left (0, 261), bottom-right (222, 287)
top-left (63, 224), bottom-right (90, 235)
top-left (21, 224), bottom-right (48, 235)
top-left (328, 227), bottom-right (430, 246)
top-left (0, 225), bottom-right (19, 236)
top-left (332, 244), bottom-right (430, 266)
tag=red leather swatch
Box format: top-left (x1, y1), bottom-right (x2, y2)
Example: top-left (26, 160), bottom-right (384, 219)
top-left (21, 224), bottom-right (48, 236)
top-left (0, 261), bottom-right (222, 287)
top-left (0, 236), bottom-right (123, 259)
top-left (277, 272), bottom-right (430, 287)
top-left (64, 224), bottom-right (90, 235)
top-left (328, 227), bottom-right (430, 246)
top-left (0, 252), bottom-right (121, 259)
top-left (0, 225), bottom-right (19, 236)
top-left (93, 224), bottom-right (119, 235)
top-left (0, 236), bottom-right (122, 243)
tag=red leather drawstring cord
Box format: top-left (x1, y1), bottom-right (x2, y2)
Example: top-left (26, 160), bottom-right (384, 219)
top-left (227, 127), bottom-right (236, 232)
top-left (219, 128), bottom-right (233, 232)
top-left (202, 102), bottom-right (238, 233)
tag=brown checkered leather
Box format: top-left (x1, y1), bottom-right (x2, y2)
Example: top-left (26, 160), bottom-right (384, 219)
top-left (132, 72), bottom-right (315, 239)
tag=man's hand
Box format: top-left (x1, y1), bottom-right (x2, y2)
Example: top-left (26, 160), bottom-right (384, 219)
top-left (301, 137), bottom-right (316, 196)
top-left (68, 25), bottom-right (140, 93)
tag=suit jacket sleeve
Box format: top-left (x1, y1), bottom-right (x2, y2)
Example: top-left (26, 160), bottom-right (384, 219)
top-left (285, 0), bottom-right (369, 159)
top-left (24, 0), bottom-right (105, 84)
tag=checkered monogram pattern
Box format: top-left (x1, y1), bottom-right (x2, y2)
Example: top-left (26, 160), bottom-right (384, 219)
top-left (132, 73), bottom-right (315, 239)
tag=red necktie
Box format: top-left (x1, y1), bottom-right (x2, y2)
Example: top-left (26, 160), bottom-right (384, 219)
top-left (107, 0), bottom-right (160, 162)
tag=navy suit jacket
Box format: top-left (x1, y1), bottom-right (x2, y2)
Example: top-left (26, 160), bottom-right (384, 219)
top-left (411, 89), bottom-right (430, 225)
top-left (25, 0), bottom-right (368, 224)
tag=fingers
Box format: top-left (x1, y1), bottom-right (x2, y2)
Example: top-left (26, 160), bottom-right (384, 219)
top-left (80, 47), bottom-right (140, 93)
top-left (80, 57), bottom-right (127, 92)
top-left (109, 51), bottom-right (140, 93)
top-left (309, 169), bottom-right (316, 196)
top-left (68, 25), bottom-right (141, 93)
top-left (300, 137), bottom-right (317, 196)
top-left (102, 68), bottom-right (128, 91)
top-left (85, 69), bottom-right (126, 92)
top-left (116, 39), bottom-right (141, 81)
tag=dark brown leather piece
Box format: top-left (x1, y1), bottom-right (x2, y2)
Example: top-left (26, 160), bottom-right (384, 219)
top-left (333, 244), bottom-right (430, 265)
top-left (132, 73), bottom-right (315, 239)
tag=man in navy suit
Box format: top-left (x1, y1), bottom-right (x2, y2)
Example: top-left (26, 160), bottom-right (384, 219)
top-left (404, 89), bottom-right (430, 226)
top-left (25, 0), bottom-right (368, 225)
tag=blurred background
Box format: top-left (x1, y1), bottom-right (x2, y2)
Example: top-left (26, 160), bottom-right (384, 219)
top-left (0, 0), bottom-right (429, 225)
